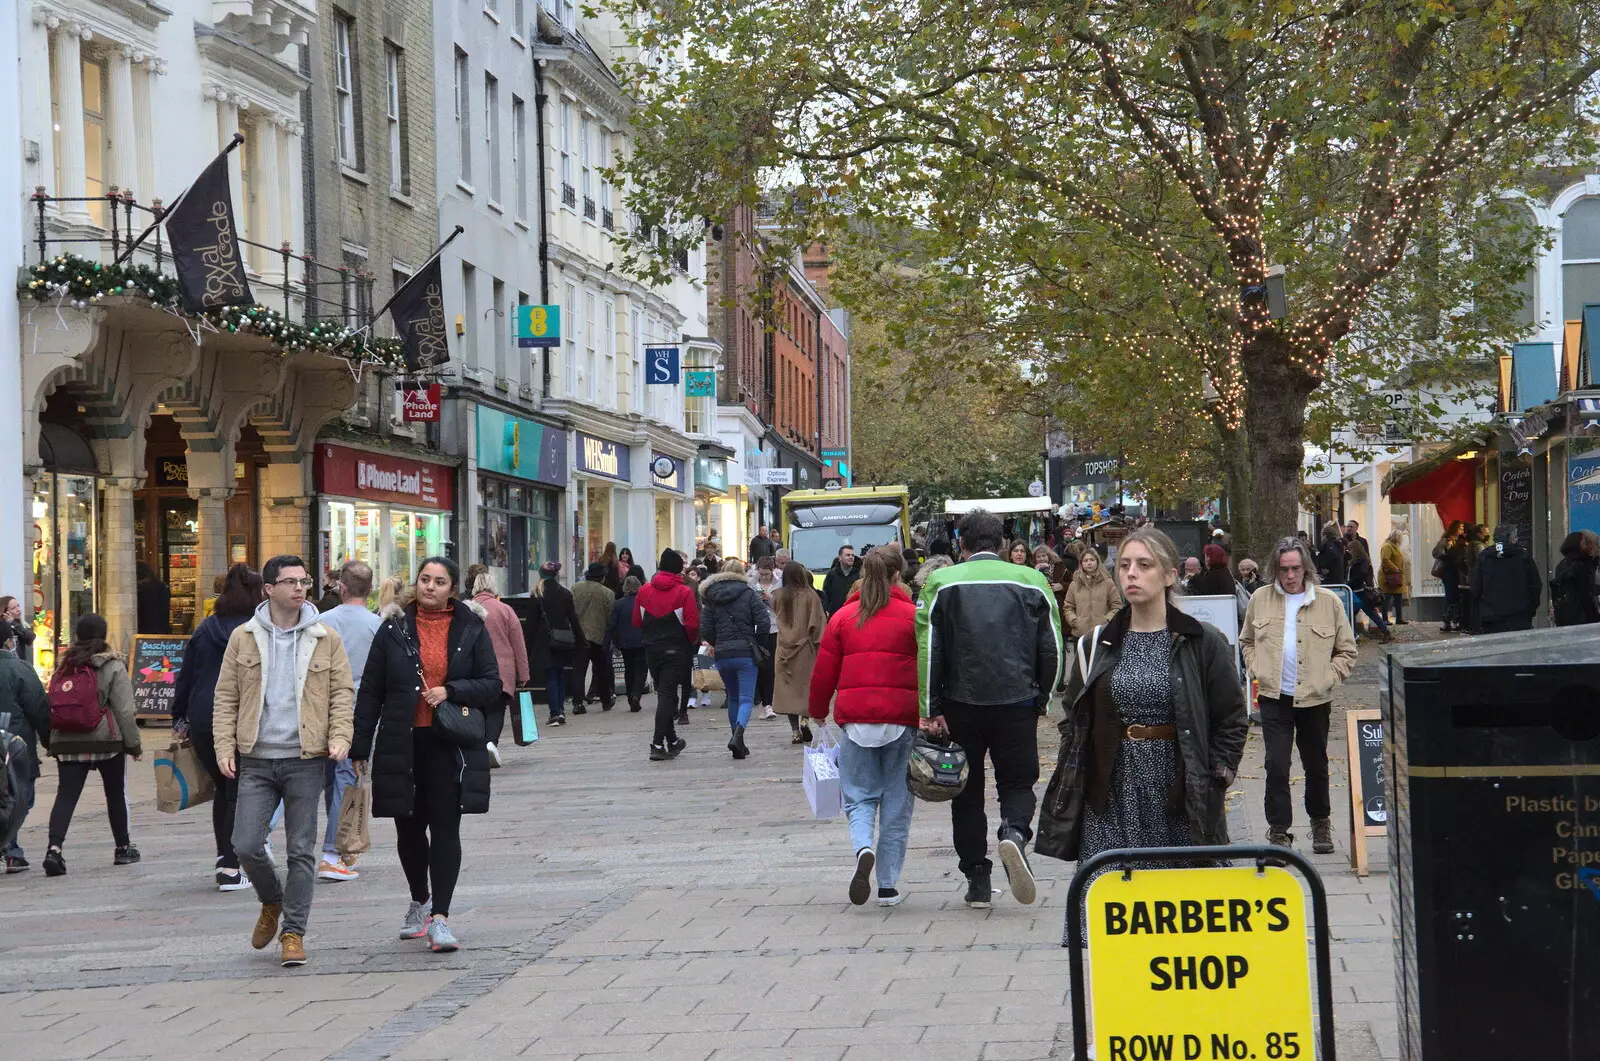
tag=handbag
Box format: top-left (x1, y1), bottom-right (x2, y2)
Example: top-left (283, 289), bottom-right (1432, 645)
top-left (539, 593), bottom-right (576, 647)
top-left (1430, 557), bottom-right (1447, 580)
top-left (431, 699), bottom-right (486, 747)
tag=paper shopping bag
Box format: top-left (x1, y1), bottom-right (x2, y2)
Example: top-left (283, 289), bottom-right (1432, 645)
top-left (802, 727), bottom-right (843, 820)
top-left (154, 738), bottom-right (215, 813)
top-left (335, 766), bottom-right (372, 857)
top-left (512, 690), bottom-right (540, 746)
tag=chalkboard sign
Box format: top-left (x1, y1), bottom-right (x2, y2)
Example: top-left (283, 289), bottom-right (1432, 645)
top-left (1346, 707), bottom-right (1387, 876)
top-left (1500, 458), bottom-right (1533, 552)
top-left (130, 634), bottom-right (188, 719)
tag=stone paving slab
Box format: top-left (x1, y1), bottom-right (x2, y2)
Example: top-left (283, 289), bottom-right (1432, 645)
top-left (0, 631), bottom-right (1415, 1060)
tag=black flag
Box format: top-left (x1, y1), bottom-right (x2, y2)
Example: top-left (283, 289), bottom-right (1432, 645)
top-left (389, 256), bottom-right (449, 372)
top-left (164, 151), bottom-right (253, 313)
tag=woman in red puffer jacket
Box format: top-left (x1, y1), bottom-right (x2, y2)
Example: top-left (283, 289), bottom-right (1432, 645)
top-left (809, 543), bottom-right (921, 908)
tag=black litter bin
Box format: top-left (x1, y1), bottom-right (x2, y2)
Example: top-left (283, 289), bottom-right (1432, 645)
top-left (1383, 625), bottom-right (1600, 1061)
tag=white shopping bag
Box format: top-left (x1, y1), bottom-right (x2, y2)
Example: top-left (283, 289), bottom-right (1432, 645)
top-left (802, 725), bottom-right (843, 820)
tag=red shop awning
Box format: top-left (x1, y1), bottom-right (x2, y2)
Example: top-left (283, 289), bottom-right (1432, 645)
top-left (1387, 449), bottom-right (1477, 528)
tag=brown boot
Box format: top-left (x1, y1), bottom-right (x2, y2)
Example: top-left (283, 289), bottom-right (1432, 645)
top-left (251, 902), bottom-right (282, 950)
top-left (1311, 817), bottom-right (1335, 854)
top-left (279, 932), bottom-right (307, 967)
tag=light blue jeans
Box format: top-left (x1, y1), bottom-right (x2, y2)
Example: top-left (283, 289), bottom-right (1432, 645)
top-left (322, 757), bottom-right (357, 859)
top-left (716, 656), bottom-right (759, 729)
top-left (838, 727), bottom-right (917, 890)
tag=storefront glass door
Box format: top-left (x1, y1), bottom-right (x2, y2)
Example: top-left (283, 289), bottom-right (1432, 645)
top-left (30, 474), bottom-right (98, 675)
top-left (327, 502), bottom-right (381, 575)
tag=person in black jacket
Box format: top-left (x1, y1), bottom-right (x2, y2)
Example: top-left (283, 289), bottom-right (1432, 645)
top-left (136, 562), bottom-right (171, 634)
top-left (0, 595), bottom-right (36, 668)
top-left (351, 556), bottom-right (501, 955)
top-left (1314, 523), bottom-right (1347, 586)
top-left (821, 546), bottom-right (863, 615)
top-left (1470, 526), bottom-right (1543, 634)
top-left (532, 562), bottom-right (584, 726)
top-left (1550, 531), bottom-right (1600, 626)
top-left (611, 576), bottom-right (648, 712)
top-left (700, 559), bottom-right (771, 759)
top-left (170, 563), bottom-right (262, 890)
top-left (0, 629), bottom-right (50, 872)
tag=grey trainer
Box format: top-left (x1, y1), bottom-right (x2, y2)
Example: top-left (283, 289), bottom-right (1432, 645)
top-left (400, 898), bottom-right (431, 940)
top-left (426, 916), bottom-right (460, 953)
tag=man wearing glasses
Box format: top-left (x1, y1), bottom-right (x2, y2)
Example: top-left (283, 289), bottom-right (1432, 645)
top-left (213, 555), bottom-right (355, 968)
top-left (1239, 537), bottom-right (1357, 854)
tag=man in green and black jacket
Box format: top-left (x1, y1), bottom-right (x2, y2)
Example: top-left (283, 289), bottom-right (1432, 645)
top-left (916, 510), bottom-right (1062, 910)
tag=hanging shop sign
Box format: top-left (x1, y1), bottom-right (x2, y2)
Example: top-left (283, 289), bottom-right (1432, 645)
top-left (400, 384), bottom-right (442, 422)
top-left (1571, 438), bottom-right (1600, 535)
top-left (646, 346), bottom-right (681, 385)
top-left (694, 456), bottom-right (728, 494)
top-left (475, 407), bottom-right (567, 487)
top-left (1086, 865), bottom-right (1317, 1061)
top-left (317, 444), bottom-right (454, 510)
top-left (516, 304), bottom-right (561, 348)
top-left (685, 370), bottom-right (717, 397)
top-left (576, 432), bottom-right (631, 483)
top-left (651, 453), bottom-right (685, 493)
top-left (756, 467), bottom-right (795, 486)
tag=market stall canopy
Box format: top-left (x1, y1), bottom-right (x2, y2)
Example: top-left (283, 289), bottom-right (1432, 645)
top-left (944, 497), bottom-right (1055, 515)
top-left (1383, 440), bottom-right (1480, 529)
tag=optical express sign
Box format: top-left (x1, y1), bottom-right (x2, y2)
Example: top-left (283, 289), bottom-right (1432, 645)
top-left (1087, 867), bottom-right (1314, 1061)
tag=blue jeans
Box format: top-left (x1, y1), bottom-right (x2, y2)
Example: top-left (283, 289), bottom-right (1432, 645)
top-left (547, 665), bottom-right (567, 719)
top-left (234, 756), bottom-right (326, 937)
top-left (1355, 593), bottom-right (1390, 632)
top-left (838, 727), bottom-right (917, 889)
top-left (322, 757), bottom-right (357, 859)
top-left (716, 656), bottom-right (759, 728)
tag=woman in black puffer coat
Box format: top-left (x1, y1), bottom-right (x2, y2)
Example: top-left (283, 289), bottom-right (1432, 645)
top-left (700, 559), bottom-right (771, 760)
top-left (352, 556), bottom-right (500, 953)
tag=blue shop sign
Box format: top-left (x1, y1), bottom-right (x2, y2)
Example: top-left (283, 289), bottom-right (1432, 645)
top-left (577, 432), bottom-right (631, 482)
top-left (645, 346), bottom-right (681, 385)
top-left (475, 407), bottom-right (567, 487)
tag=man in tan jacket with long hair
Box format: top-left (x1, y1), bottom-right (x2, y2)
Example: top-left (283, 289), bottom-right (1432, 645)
top-left (1239, 537), bottom-right (1357, 855)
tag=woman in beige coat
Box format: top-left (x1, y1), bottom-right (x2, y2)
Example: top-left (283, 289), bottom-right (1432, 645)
top-left (1062, 548), bottom-right (1122, 638)
top-left (772, 561), bottom-right (826, 744)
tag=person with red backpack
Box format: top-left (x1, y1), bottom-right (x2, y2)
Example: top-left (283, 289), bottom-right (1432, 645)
top-left (41, 613), bottom-right (142, 876)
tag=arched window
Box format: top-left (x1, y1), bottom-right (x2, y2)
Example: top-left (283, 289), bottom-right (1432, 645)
top-left (1562, 197), bottom-right (1600, 320)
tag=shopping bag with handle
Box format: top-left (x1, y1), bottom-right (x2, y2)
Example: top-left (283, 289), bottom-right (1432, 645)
top-left (692, 649), bottom-right (724, 692)
top-left (154, 737), bottom-right (216, 813)
top-left (335, 764), bottom-right (372, 857)
top-left (511, 689), bottom-right (540, 746)
top-left (802, 725), bottom-right (843, 819)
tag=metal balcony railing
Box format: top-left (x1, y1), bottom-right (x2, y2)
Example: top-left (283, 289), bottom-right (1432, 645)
top-left (601, 207), bottom-right (614, 231)
top-left (26, 188), bottom-right (375, 329)
top-left (561, 183), bottom-right (577, 208)
top-left (583, 196), bottom-right (596, 220)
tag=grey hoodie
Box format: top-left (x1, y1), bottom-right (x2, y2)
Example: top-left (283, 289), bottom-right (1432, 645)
top-left (252, 600), bottom-right (323, 759)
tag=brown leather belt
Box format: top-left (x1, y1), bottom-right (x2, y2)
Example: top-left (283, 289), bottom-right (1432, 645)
top-left (1123, 724), bottom-right (1178, 741)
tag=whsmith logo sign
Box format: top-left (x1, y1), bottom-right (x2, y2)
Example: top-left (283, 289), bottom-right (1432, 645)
top-left (577, 432), bottom-right (630, 482)
top-left (358, 460), bottom-right (424, 497)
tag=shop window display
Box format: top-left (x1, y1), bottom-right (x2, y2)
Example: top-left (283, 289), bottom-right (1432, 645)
top-left (32, 475), bottom-right (98, 676)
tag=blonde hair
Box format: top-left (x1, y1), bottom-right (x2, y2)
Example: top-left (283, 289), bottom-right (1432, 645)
top-left (377, 573), bottom-right (410, 612)
top-left (857, 543), bottom-right (906, 625)
top-left (720, 557), bottom-right (746, 575)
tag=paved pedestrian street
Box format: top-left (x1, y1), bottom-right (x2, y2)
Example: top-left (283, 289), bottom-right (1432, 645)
top-left (1, 636), bottom-right (1416, 1061)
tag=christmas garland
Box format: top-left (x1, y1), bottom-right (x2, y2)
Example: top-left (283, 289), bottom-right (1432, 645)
top-left (18, 254), bottom-right (407, 370)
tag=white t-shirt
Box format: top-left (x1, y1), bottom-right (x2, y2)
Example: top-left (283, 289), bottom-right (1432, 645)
top-left (1279, 587), bottom-right (1314, 697)
top-left (845, 723), bottom-right (910, 748)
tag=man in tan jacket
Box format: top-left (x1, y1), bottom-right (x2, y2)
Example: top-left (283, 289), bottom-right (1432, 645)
top-left (213, 555), bottom-right (354, 968)
top-left (1239, 536), bottom-right (1357, 854)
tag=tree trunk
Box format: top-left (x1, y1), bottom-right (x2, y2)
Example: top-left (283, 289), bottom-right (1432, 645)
top-left (1217, 422), bottom-right (1253, 562)
top-left (1241, 331), bottom-right (1320, 565)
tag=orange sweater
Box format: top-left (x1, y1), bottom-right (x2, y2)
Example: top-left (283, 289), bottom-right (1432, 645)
top-left (414, 605), bottom-right (453, 727)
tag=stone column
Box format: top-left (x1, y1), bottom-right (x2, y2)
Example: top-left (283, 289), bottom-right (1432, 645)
top-left (259, 459), bottom-right (312, 560)
top-left (106, 47), bottom-right (139, 200)
top-left (29, 13), bottom-right (56, 208)
top-left (283, 120), bottom-right (304, 259)
top-left (132, 57), bottom-right (157, 203)
top-left (186, 450), bottom-right (235, 626)
top-left (100, 478), bottom-right (138, 654)
top-left (215, 94), bottom-right (247, 269)
top-left (52, 20), bottom-right (90, 223)
top-left (255, 116), bottom-right (283, 283)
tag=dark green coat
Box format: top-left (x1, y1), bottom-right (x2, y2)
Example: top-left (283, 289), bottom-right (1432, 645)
top-left (1035, 603), bottom-right (1247, 861)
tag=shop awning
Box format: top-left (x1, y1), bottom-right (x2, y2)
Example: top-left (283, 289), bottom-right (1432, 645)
top-left (38, 422), bottom-right (98, 474)
top-left (1384, 441), bottom-right (1479, 528)
top-left (1511, 342), bottom-right (1557, 411)
top-left (696, 439), bottom-right (736, 460)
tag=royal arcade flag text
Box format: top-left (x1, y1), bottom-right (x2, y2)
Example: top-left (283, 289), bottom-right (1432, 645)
top-left (390, 256), bottom-right (450, 372)
top-left (164, 147), bottom-right (253, 314)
